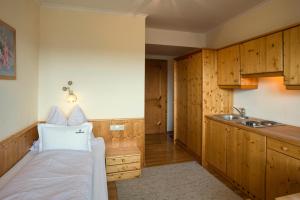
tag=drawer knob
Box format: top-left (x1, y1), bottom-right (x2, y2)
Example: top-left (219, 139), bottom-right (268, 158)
top-left (281, 146), bottom-right (288, 151)
top-left (122, 159), bottom-right (125, 162)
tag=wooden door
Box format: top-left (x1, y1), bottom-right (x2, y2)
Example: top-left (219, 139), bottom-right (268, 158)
top-left (266, 149), bottom-right (300, 200)
top-left (284, 26), bottom-right (300, 86)
top-left (266, 32), bottom-right (283, 73)
top-left (218, 45), bottom-right (241, 85)
top-left (145, 59), bottom-right (167, 134)
top-left (241, 37), bottom-right (266, 74)
top-left (206, 120), bottom-right (228, 174)
top-left (187, 53), bottom-right (202, 156)
top-left (174, 58), bottom-right (188, 144)
top-left (242, 130), bottom-right (266, 200)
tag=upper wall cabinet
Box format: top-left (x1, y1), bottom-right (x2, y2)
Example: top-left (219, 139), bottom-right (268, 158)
top-left (240, 32), bottom-right (283, 76)
top-left (217, 45), bottom-right (258, 89)
top-left (284, 26), bottom-right (300, 89)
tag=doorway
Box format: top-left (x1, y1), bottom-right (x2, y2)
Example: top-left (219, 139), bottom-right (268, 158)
top-left (145, 59), bottom-right (168, 135)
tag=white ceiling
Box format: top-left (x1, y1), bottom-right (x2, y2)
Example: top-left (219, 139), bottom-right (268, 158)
top-left (40, 0), bottom-right (266, 33)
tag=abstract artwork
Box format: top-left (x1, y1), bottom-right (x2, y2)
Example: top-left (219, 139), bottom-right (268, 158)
top-left (0, 19), bottom-right (16, 80)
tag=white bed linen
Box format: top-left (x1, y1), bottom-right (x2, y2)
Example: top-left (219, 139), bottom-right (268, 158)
top-left (0, 138), bottom-right (108, 200)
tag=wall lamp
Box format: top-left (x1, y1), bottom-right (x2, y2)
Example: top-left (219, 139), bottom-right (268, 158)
top-left (62, 81), bottom-right (77, 103)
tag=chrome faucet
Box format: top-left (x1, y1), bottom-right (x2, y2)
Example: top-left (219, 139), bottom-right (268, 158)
top-left (233, 106), bottom-right (246, 118)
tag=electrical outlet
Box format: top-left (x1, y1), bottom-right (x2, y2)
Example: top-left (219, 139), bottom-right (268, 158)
top-left (110, 124), bottom-right (125, 131)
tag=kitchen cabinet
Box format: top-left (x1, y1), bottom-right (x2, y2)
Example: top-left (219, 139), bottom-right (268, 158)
top-left (241, 32), bottom-right (283, 76)
top-left (241, 37), bottom-right (266, 75)
top-left (284, 26), bottom-right (300, 89)
top-left (206, 120), bottom-right (229, 174)
top-left (206, 118), bottom-right (266, 199)
top-left (266, 138), bottom-right (300, 200)
top-left (217, 45), bottom-right (258, 89)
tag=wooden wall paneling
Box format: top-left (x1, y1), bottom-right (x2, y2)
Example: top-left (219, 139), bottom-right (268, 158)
top-left (91, 118), bottom-right (145, 166)
top-left (202, 49), bottom-right (233, 165)
top-left (0, 123), bottom-right (38, 177)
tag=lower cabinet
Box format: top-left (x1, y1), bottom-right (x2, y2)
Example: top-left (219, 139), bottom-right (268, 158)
top-left (266, 139), bottom-right (300, 200)
top-left (227, 128), bottom-right (266, 200)
top-left (206, 119), bottom-right (266, 200)
top-left (206, 119), bottom-right (229, 174)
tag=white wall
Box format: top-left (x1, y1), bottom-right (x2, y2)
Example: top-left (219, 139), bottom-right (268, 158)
top-left (39, 7), bottom-right (145, 120)
top-left (0, 0), bottom-right (40, 140)
top-left (206, 0), bottom-right (300, 48)
top-left (146, 28), bottom-right (206, 48)
top-left (206, 0), bottom-right (300, 126)
top-left (234, 77), bottom-right (300, 126)
top-left (146, 55), bottom-right (174, 131)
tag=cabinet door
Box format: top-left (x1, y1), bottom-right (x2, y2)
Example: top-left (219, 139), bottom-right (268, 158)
top-left (284, 26), bottom-right (300, 86)
top-left (266, 149), bottom-right (300, 200)
top-left (242, 130), bottom-right (266, 200)
top-left (226, 128), bottom-right (243, 187)
top-left (206, 120), bottom-right (228, 174)
top-left (266, 32), bottom-right (283, 73)
top-left (175, 58), bottom-right (188, 144)
top-left (187, 54), bottom-right (202, 156)
top-left (217, 45), bottom-right (241, 85)
top-left (241, 37), bottom-right (266, 74)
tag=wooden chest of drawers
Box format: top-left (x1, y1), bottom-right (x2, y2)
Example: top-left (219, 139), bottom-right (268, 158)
top-left (105, 145), bottom-right (141, 182)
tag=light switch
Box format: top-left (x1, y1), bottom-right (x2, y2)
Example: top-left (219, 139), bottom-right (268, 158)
top-left (110, 124), bottom-right (125, 131)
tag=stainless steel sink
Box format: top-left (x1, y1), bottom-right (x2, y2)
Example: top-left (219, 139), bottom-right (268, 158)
top-left (216, 114), bottom-right (248, 121)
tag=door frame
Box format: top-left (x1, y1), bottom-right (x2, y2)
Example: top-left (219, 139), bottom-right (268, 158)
top-left (144, 58), bottom-right (168, 134)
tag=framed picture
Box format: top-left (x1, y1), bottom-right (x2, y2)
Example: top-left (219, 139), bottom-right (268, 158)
top-left (0, 19), bottom-right (16, 80)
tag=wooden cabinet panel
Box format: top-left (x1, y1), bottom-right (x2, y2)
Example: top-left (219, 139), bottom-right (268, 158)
top-left (266, 32), bottom-right (283, 73)
top-left (206, 120), bottom-right (228, 174)
top-left (226, 128), bottom-right (266, 200)
top-left (268, 138), bottom-right (300, 160)
top-left (284, 26), bottom-right (300, 87)
top-left (226, 127), bottom-right (244, 187)
top-left (242, 130), bottom-right (266, 200)
top-left (267, 149), bottom-right (300, 200)
top-left (174, 58), bottom-right (188, 145)
top-left (218, 45), bottom-right (241, 85)
top-left (241, 37), bottom-right (266, 74)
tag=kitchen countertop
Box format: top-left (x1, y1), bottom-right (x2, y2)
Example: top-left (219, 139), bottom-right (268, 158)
top-left (206, 115), bottom-right (300, 146)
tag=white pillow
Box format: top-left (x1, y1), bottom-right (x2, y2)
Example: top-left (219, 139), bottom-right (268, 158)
top-left (68, 105), bottom-right (88, 126)
top-left (46, 106), bottom-right (67, 125)
top-left (38, 123), bottom-right (92, 152)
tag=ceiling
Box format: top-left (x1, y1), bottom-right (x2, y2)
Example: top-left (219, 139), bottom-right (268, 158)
top-left (146, 44), bottom-right (199, 57)
top-left (40, 0), bottom-right (266, 33)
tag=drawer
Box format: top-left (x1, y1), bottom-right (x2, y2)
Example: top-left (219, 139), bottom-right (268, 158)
top-left (106, 155), bottom-right (140, 166)
top-left (268, 138), bottom-right (300, 159)
top-left (106, 162), bottom-right (140, 173)
top-left (107, 170), bottom-right (141, 182)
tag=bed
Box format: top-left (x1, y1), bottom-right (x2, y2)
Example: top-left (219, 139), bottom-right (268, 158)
top-left (0, 137), bottom-right (108, 200)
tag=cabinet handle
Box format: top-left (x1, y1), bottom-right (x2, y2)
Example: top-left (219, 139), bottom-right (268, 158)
top-left (271, 43), bottom-right (275, 48)
top-left (248, 49), bottom-right (254, 53)
top-left (281, 146), bottom-right (288, 151)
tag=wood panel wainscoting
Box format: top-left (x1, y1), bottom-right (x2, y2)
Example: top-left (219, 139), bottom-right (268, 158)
top-left (91, 118), bottom-right (145, 166)
top-left (0, 123), bottom-right (38, 177)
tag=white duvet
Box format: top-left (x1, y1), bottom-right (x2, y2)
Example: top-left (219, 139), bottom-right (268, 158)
top-left (0, 138), bottom-right (108, 200)
top-left (0, 151), bottom-right (93, 200)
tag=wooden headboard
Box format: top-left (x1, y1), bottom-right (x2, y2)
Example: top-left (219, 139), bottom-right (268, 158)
top-left (0, 123), bottom-right (38, 177)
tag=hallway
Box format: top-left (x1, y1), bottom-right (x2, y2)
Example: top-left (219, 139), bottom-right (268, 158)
top-left (145, 133), bottom-right (195, 167)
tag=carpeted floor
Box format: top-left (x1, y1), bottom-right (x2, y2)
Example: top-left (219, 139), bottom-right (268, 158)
top-left (116, 161), bottom-right (242, 200)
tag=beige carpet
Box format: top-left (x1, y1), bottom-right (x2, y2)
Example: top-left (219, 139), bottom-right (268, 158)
top-left (116, 162), bottom-right (242, 200)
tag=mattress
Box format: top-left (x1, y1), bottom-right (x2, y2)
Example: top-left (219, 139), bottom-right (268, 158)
top-left (0, 137), bottom-right (108, 200)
